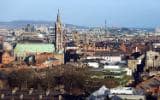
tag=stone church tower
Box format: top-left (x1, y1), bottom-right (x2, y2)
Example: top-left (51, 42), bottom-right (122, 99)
top-left (55, 9), bottom-right (64, 53)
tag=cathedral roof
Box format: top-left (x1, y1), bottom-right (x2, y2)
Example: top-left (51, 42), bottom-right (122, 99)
top-left (14, 43), bottom-right (55, 57)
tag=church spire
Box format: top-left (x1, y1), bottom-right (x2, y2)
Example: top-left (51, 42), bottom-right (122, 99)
top-left (55, 9), bottom-right (64, 53)
top-left (57, 9), bottom-right (61, 24)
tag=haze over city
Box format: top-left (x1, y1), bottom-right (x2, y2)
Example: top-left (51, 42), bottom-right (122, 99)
top-left (1, 0), bottom-right (160, 28)
top-left (1, 0), bottom-right (160, 100)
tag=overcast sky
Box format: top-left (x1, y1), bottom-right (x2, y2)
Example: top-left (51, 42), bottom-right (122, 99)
top-left (0, 0), bottom-right (160, 28)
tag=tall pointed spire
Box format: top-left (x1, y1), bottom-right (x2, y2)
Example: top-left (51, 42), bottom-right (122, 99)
top-left (55, 9), bottom-right (64, 53)
top-left (57, 9), bottom-right (61, 24)
top-left (105, 20), bottom-right (107, 34)
top-left (105, 19), bottom-right (109, 36)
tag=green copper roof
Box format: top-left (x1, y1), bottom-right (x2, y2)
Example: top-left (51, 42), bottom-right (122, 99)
top-left (14, 43), bottom-right (55, 57)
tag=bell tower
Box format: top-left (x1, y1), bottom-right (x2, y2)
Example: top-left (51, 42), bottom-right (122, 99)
top-left (55, 9), bottom-right (64, 52)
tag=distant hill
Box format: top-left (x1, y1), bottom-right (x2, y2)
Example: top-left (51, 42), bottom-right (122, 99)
top-left (0, 20), bottom-right (153, 32)
top-left (0, 20), bottom-right (53, 29)
top-left (0, 20), bottom-right (89, 29)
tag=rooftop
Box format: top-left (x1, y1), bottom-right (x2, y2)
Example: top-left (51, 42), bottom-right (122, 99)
top-left (14, 43), bottom-right (55, 57)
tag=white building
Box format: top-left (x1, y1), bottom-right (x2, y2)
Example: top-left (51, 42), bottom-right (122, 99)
top-left (89, 86), bottom-right (145, 100)
top-left (87, 62), bottom-right (99, 68)
top-left (110, 87), bottom-right (135, 95)
top-left (87, 56), bottom-right (121, 63)
top-left (104, 65), bottom-right (120, 70)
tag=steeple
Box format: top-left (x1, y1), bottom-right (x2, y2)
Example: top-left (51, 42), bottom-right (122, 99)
top-left (56, 9), bottom-right (61, 24)
top-left (55, 9), bottom-right (64, 53)
top-left (105, 20), bottom-right (107, 34)
top-left (105, 20), bottom-right (109, 37)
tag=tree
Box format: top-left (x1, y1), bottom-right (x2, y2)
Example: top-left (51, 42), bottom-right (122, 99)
top-left (8, 69), bottom-right (37, 89)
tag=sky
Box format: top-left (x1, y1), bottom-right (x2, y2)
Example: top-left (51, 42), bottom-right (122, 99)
top-left (0, 0), bottom-right (160, 28)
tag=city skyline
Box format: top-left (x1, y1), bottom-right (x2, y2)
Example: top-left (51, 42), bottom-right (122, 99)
top-left (1, 0), bottom-right (160, 28)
